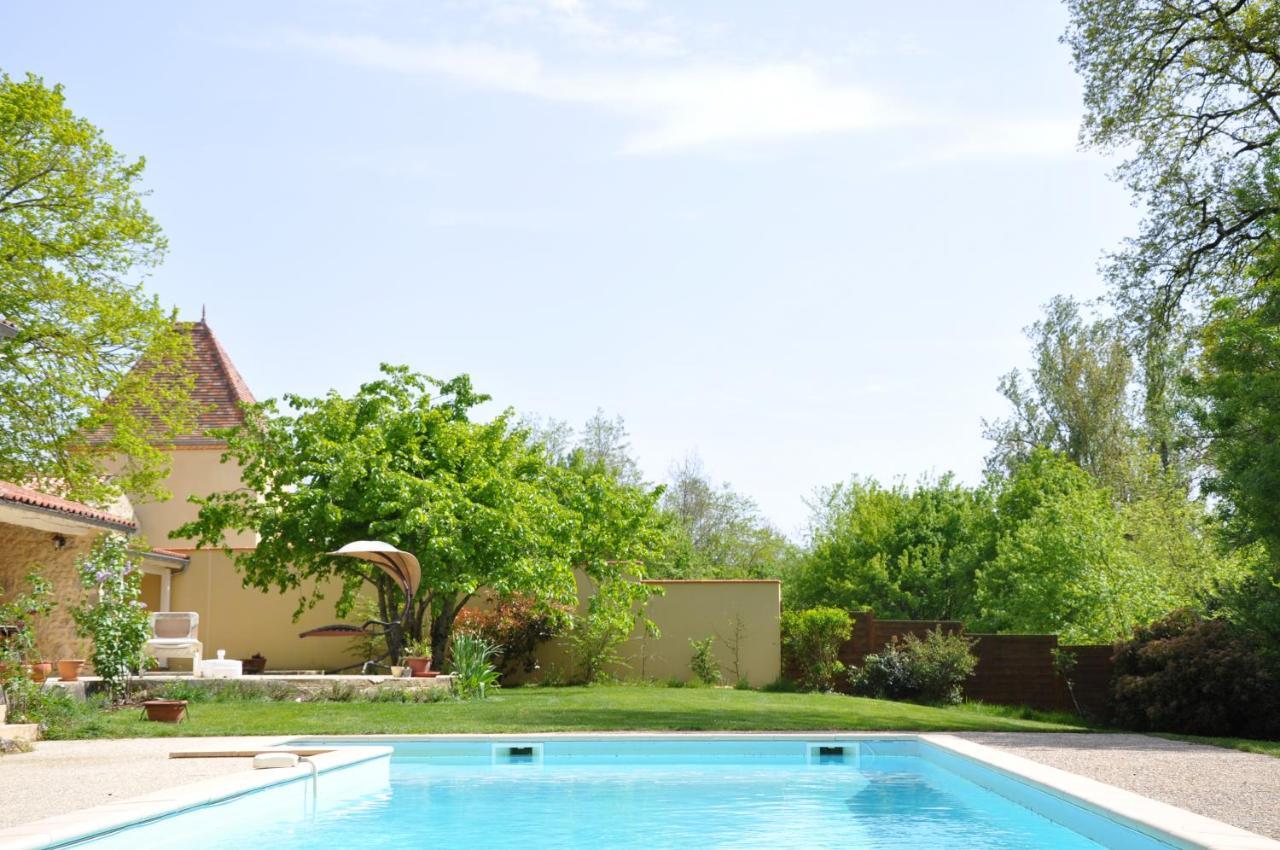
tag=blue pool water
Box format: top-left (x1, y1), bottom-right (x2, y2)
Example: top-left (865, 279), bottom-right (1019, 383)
top-left (69, 738), bottom-right (1176, 849)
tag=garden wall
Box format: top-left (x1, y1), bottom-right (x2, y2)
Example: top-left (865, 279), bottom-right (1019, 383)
top-left (834, 612), bottom-right (1114, 716)
top-left (519, 574), bottom-right (782, 687)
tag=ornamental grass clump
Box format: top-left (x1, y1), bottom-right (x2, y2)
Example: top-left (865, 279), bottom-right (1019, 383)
top-left (71, 534), bottom-right (151, 702)
top-left (449, 633), bottom-right (501, 700)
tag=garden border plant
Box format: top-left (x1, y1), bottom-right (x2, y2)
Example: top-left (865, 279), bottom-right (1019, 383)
top-left (70, 534), bottom-right (152, 702)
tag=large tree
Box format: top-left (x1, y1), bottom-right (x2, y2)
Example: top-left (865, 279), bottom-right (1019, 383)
top-left (974, 450), bottom-right (1193, 642)
top-left (0, 72), bottom-right (191, 503)
top-left (1063, 0), bottom-right (1280, 454)
top-left (788, 474), bottom-right (995, 620)
top-left (1189, 233), bottom-right (1280, 649)
top-left (176, 366), bottom-right (665, 663)
top-left (984, 296), bottom-right (1145, 490)
top-left (652, 455), bottom-right (796, 580)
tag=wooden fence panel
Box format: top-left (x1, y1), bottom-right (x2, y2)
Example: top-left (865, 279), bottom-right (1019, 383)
top-left (825, 611), bottom-right (1115, 717)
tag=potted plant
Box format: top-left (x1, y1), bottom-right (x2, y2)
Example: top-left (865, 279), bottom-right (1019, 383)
top-left (403, 638), bottom-right (433, 677)
top-left (242, 653), bottom-right (267, 675)
top-left (57, 658), bottom-right (86, 681)
top-left (142, 699), bottom-right (188, 723)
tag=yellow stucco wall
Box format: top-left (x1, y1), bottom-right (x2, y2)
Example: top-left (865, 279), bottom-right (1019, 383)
top-left (0, 521), bottom-right (94, 664)
top-left (128, 447), bottom-right (257, 549)
top-left (165, 550), bottom-right (364, 671)
top-left (519, 574), bottom-right (782, 687)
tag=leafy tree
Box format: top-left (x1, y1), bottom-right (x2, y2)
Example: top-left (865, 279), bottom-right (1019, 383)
top-left (652, 455), bottom-right (796, 580)
top-left (176, 366), bottom-right (662, 663)
top-left (974, 450), bottom-right (1184, 642)
top-left (0, 72), bottom-right (192, 503)
top-left (788, 474), bottom-right (995, 620)
top-left (1192, 257), bottom-right (1280, 556)
top-left (1190, 238), bottom-right (1280, 649)
top-left (1063, 1), bottom-right (1280, 450)
top-left (984, 297), bottom-right (1150, 491)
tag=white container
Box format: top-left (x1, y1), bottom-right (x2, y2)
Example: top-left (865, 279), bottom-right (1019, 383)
top-left (200, 649), bottom-right (243, 679)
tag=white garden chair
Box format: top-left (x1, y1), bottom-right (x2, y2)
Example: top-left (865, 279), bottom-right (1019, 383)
top-left (144, 612), bottom-right (203, 675)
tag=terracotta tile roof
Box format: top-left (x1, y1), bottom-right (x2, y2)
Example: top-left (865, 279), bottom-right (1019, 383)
top-left (0, 479), bottom-right (137, 531)
top-left (181, 320), bottom-right (256, 442)
top-left (86, 319), bottom-right (257, 447)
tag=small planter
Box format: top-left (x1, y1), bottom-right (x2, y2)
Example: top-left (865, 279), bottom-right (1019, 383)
top-left (27, 662), bottom-right (52, 683)
top-left (142, 699), bottom-right (188, 723)
top-left (242, 654), bottom-right (267, 675)
top-left (57, 659), bottom-right (86, 682)
top-left (412, 670), bottom-right (441, 679)
top-left (405, 656), bottom-right (432, 676)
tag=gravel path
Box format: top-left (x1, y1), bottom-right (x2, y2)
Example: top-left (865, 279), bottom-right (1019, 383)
top-left (0, 736), bottom-right (286, 829)
top-left (959, 732), bottom-right (1280, 840)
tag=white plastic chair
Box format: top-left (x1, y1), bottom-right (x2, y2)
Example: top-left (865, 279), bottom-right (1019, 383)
top-left (144, 612), bottom-right (203, 675)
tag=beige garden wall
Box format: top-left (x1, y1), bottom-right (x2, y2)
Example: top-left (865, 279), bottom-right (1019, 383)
top-left (506, 574), bottom-right (782, 687)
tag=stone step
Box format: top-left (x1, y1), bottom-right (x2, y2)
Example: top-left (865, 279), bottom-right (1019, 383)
top-left (0, 723), bottom-right (40, 743)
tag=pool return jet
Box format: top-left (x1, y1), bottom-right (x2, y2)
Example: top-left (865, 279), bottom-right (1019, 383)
top-left (297, 540), bottom-right (422, 674)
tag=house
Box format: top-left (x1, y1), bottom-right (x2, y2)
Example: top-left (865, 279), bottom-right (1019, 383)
top-left (0, 480), bottom-right (180, 664)
top-left (96, 319), bottom-right (363, 672)
top-left (6, 317), bottom-right (780, 681)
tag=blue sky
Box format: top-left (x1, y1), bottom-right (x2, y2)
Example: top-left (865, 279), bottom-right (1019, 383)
top-left (3, 1), bottom-right (1136, 534)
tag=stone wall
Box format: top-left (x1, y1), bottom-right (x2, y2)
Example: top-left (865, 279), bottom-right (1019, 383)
top-left (0, 522), bottom-right (95, 665)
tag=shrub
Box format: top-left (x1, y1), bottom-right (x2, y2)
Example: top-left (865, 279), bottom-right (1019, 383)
top-left (780, 607), bottom-right (851, 691)
top-left (0, 570), bottom-right (54, 668)
top-left (449, 633), bottom-right (501, 700)
top-left (689, 636), bottom-right (722, 685)
top-left (1110, 609), bottom-right (1280, 738)
top-left (70, 534), bottom-right (151, 702)
top-left (453, 594), bottom-right (570, 681)
top-left (850, 629), bottom-right (977, 705)
top-left (567, 579), bottom-right (658, 685)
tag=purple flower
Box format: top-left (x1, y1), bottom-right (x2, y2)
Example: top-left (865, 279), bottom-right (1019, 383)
top-left (94, 570), bottom-right (112, 583)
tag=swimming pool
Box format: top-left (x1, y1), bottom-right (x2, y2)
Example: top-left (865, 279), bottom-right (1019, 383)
top-left (42, 735), bottom-right (1216, 850)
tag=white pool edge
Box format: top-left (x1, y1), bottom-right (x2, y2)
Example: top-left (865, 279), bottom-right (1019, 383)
top-left (919, 735), bottom-right (1280, 850)
top-left (0, 745), bottom-right (392, 850)
top-left (0, 733), bottom-right (1274, 850)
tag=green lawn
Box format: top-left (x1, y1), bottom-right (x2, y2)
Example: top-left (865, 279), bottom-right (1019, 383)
top-left (1155, 733), bottom-right (1280, 758)
top-left (47, 686), bottom-right (1089, 739)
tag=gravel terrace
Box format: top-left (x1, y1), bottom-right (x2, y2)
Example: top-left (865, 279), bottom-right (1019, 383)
top-left (0, 736), bottom-right (287, 830)
top-left (0, 732), bottom-right (1275, 840)
top-left (960, 732), bottom-right (1280, 840)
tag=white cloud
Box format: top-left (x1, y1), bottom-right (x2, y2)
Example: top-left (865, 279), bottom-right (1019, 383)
top-left (286, 32), bottom-right (911, 155)
top-left (928, 117), bottom-right (1082, 162)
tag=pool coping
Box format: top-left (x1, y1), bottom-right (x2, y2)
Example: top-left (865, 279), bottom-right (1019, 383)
top-left (0, 744), bottom-right (392, 850)
top-left (0, 733), bottom-right (1274, 850)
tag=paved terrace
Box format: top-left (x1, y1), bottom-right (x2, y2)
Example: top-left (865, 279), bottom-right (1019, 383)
top-left (0, 733), bottom-right (1275, 839)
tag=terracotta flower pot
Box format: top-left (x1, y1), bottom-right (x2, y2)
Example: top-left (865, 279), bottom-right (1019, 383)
top-left (405, 656), bottom-right (432, 676)
top-left (242, 655), bottom-right (267, 675)
top-left (142, 700), bottom-right (188, 723)
top-left (28, 662), bottom-right (52, 683)
top-left (57, 659), bottom-right (86, 682)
